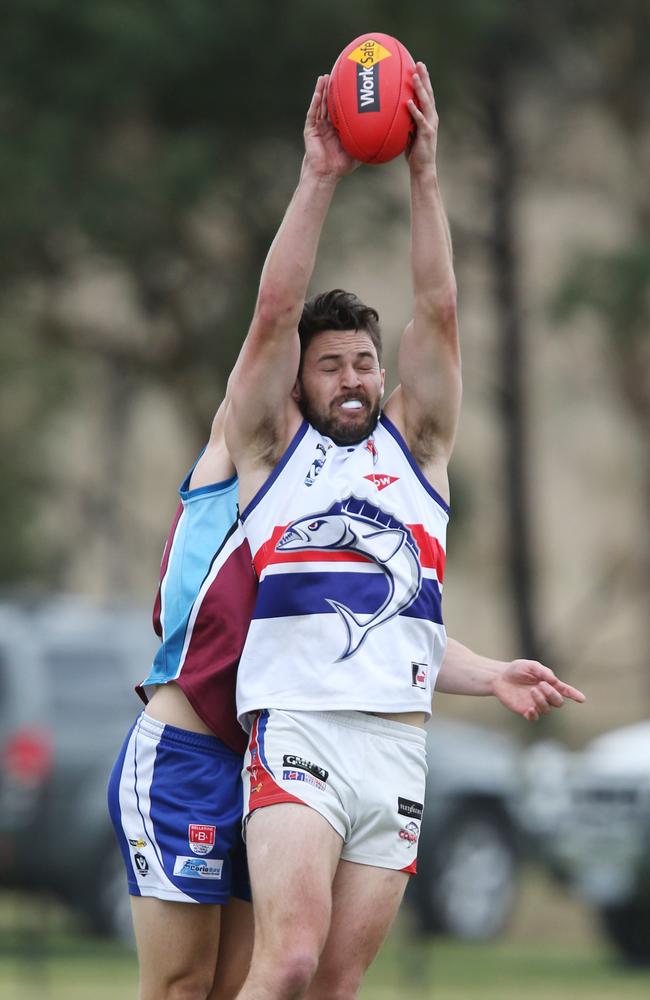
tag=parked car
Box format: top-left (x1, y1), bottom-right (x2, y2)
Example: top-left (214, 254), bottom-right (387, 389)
top-left (1, 597), bottom-right (527, 943)
top-left (0, 597), bottom-right (156, 942)
top-left (523, 724), bottom-right (650, 964)
top-left (408, 716), bottom-right (524, 940)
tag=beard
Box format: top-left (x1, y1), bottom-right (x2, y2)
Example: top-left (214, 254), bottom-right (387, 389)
top-left (297, 390), bottom-right (381, 445)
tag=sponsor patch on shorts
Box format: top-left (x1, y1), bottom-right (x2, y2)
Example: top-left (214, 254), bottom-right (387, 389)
top-left (173, 856), bottom-right (224, 880)
top-left (399, 822), bottom-right (419, 847)
top-left (282, 769), bottom-right (326, 791)
top-left (282, 755), bottom-right (329, 783)
top-left (188, 823), bottom-right (216, 856)
top-left (133, 852), bottom-right (149, 876)
top-left (398, 797), bottom-right (424, 821)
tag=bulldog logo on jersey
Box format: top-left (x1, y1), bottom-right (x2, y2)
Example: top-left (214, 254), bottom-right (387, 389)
top-left (275, 496), bottom-right (421, 660)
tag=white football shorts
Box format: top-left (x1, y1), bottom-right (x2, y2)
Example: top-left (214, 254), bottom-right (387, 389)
top-left (243, 709), bottom-right (427, 873)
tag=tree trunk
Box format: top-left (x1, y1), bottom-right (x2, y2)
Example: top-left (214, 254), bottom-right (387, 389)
top-left (483, 66), bottom-right (546, 663)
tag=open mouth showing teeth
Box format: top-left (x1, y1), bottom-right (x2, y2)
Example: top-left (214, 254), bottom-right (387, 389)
top-left (340, 400), bottom-right (363, 410)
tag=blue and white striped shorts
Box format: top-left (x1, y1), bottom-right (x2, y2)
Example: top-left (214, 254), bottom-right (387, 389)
top-left (108, 712), bottom-right (250, 904)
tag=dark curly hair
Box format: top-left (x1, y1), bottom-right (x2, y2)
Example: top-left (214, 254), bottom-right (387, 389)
top-left (298, 290), bottom-right (382, 371)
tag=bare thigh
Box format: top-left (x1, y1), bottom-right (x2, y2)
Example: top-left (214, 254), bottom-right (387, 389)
top-left (305, 860), bottom-right (409, 999)
top-left (209, 896), bottom-right (254, 1000)
top-left (130, 896), bottom-right (224, 1000)
top-left (237, 803), bottom-right (343, 999)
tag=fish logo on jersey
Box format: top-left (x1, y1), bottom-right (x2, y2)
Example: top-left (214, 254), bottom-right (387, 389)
top-left (275, 496), bottom-right (421, 660)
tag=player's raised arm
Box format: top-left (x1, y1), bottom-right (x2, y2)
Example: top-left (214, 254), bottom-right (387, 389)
top-left (227, 76), bottom-right (358, 472)
top-left (385, 63), bottom-right (461, 483)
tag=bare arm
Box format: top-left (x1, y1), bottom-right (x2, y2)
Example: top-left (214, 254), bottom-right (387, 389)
top-left (188, 398), bottom-right (234, 489)
top-left (385, 63), bottom-right (461, 487)
top-left (227, 76), bottom-right (358, 473)
top-left (439, 638), bottom-right (586, 722)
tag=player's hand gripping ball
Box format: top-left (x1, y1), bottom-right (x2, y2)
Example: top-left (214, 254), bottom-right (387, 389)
top-left (327, 33), bottom-right (416, 164)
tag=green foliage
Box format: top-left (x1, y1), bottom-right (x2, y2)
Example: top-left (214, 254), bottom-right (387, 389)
top-left (552, 240), bottom-right (650, 347)
top-left (1, 0), bottom-right (648, 587)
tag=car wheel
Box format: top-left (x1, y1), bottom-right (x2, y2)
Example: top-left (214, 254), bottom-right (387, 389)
top-left (600, 899), bottom-right (650, 965)
top-left (412, 805), bottom-right (518, 940)
top-left (84, 840), bottom-right (135, 945)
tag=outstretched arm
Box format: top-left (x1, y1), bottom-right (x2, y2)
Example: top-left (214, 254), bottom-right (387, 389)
top-left (226, 76), bottom-right (358, 476)
top-left (438, 638), bottom-right (586, 722)
top-left (385, 63), bottom-right (461, 492)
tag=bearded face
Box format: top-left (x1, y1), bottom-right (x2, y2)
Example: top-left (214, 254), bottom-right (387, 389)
top-left (292, 330), bottom-right (385, 445)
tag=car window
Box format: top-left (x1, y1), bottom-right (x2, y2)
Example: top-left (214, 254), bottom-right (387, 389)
top-left (45, 648), bottom-right (137, 716)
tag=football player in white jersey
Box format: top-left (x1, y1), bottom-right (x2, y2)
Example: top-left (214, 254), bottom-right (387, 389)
top-left (225, 68), bottom-right (585, 1000)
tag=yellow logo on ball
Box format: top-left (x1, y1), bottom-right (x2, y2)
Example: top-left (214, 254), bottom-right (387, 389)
top-left (347, 39), bottom-right (392, 68)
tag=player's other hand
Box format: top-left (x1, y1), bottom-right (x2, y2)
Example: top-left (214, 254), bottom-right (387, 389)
top-left (492, 659), bottom-right (586, 723)
top-left (303, 75), bottom-right (359, 180)
top-left (405, 62), bottom-right (438, 175)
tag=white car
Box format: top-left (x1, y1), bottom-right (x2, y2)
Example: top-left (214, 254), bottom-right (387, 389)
top-left (524, 722), bottom-right (650, 964)
top-left (409, 717), bottom-right (525, 941)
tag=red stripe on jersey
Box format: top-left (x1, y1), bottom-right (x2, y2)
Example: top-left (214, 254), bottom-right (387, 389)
top-left (253, 524), bottom-right (371, 576)
top-left (152, 501), bottom-right (184, 638)
top-left (254, 522), bottom-right (446, 581)
top-left (400, 857), bottom-right (418, 875)
top-left (408, 525), bottom-right (446, 582)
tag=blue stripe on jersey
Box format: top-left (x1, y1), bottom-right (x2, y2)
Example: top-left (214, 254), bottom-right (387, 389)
top-left (142, 475), bottom-right (239, 687)
top-left (252, 572), bottom-right (443, 624)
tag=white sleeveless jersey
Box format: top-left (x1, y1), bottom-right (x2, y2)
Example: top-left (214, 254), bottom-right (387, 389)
top-left (236, 413), bottom-right (449, 725)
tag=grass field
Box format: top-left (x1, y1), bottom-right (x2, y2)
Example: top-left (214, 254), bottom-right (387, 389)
top-left (1, 874), bottom-right (649, 999)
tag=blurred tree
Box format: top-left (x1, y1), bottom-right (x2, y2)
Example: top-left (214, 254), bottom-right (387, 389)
top-left (2, 0), bottom-right (646, 692)
top-left (552, 0), bottom-right (650, 678)
top-left (402, 1), bottom-right (649, 674)
top-left (397, 3), bottom-right (565, 664)
top-left (0, 0), bottom-right (395, 584)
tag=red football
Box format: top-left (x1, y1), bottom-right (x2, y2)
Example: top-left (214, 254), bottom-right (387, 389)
top-left (327, 33), bottom-right (416, 164)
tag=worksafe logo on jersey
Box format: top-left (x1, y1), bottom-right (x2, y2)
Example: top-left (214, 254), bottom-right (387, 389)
top-left (364, 474), bottom-right (399, 492)
top-left (411, 661), bottom-right (428, 689)
top-left (398, 797), bottom-right (424, 822)
top-left (128, 837), bottom-right (147, 850)
top-left (282, 755), bottom-right (329, 783)
top-left (188, 824), bottom-right (216, 856)
top-left (174, 856), bottom-right (224, 880)
top-left (347, 39), bottom-right (392, 114)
